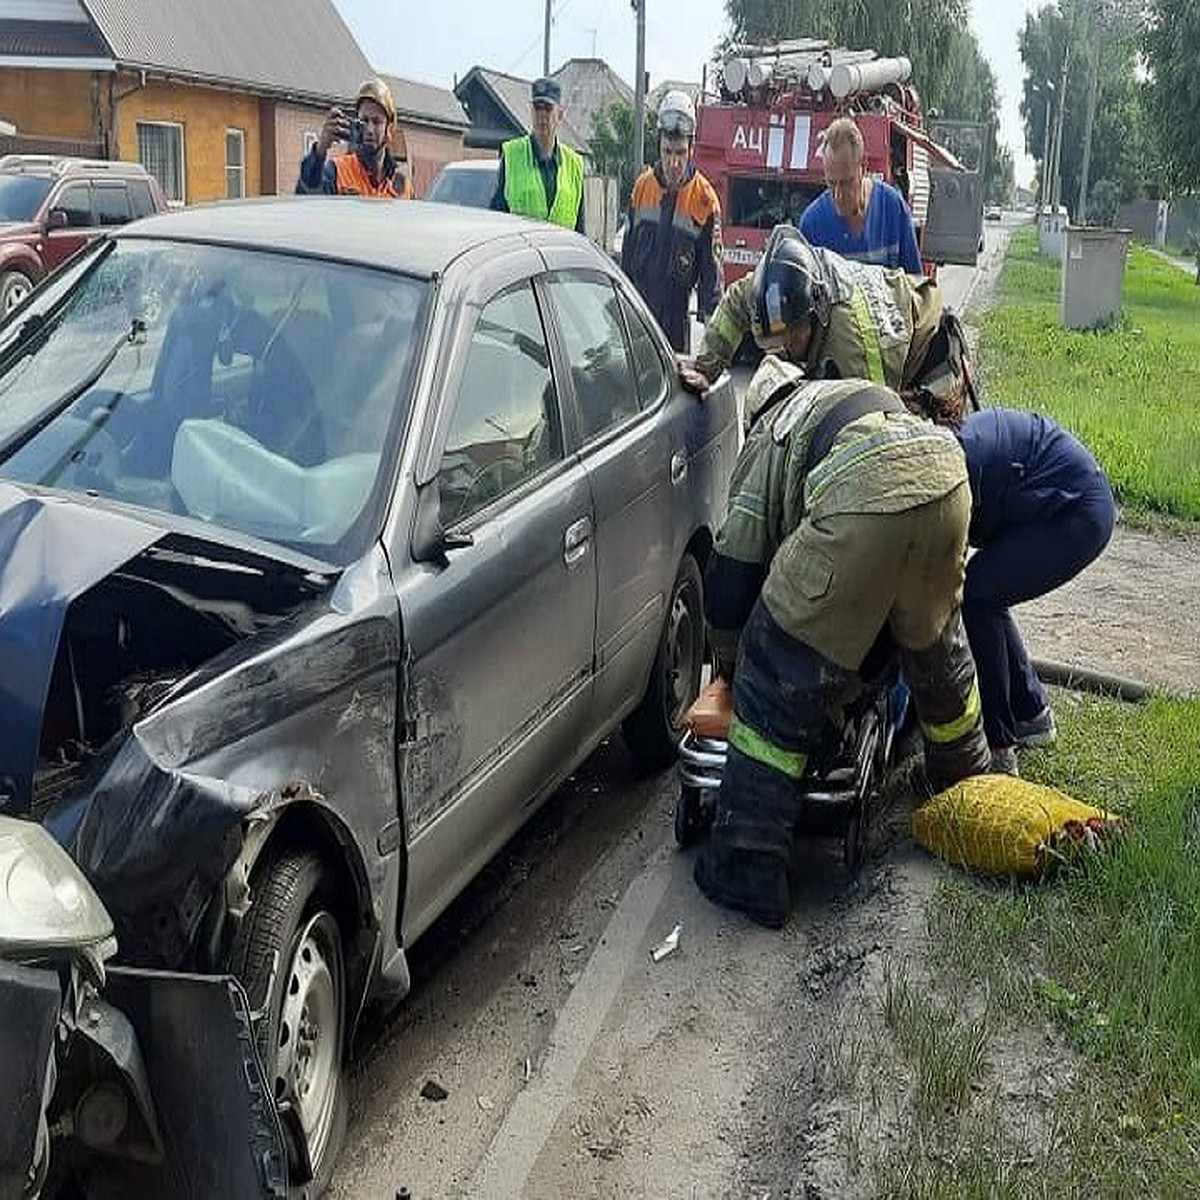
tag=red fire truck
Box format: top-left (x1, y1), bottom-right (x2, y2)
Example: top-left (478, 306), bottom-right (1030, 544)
top-left (694, 39), bottom-right (988, 285)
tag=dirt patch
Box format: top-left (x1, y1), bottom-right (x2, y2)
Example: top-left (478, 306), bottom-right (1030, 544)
top-left (1016, 521), bottom-right (1200, 694)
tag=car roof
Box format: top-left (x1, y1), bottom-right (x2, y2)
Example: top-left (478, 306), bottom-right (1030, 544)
top-left (117, 196), bottom-right (575, 279)
top-left (438, 159), bottom-right (499, 173)
top-left (0, 155), bottom-right (151, 179)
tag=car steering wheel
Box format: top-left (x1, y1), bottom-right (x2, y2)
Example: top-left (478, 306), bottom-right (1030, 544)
top-left (456, 455), bottom-right (526, 521)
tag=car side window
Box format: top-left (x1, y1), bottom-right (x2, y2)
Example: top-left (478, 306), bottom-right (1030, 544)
top-left (128, 180), bottom-right (155, 219)
top-left (94, 183), bottom-right (132, 227)
top-left (545, 273), bottom-right (640, 441)
top-left (437, 282), bottom-right (562, 527)
top-left (55, 183), bottom-right (93, 228)
top-left (619, 293), bottom-right (668, 409)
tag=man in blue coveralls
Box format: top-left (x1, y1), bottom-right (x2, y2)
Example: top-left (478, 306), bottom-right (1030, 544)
top-left (800, 116), bottom-right (922, 274)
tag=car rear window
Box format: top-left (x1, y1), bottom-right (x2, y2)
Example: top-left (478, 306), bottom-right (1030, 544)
top-left (0, 174), bottom-right (53, 222)
top-left (0, 238), bottom-right (428, 564)
top-left (129, 179), bottom-right (157, 219)
top-left (427, 165), bottom-right (498, 209)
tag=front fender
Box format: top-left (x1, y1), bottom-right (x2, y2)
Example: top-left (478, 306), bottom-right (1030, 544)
top-left (0, 244), bottom-right (43, 283)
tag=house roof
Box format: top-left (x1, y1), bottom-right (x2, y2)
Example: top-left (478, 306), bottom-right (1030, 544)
top-left (0, 18), bottom-right (108, 59)
top-left (454, 65), bottom-right (603, 152)
top-left (649, 79), bottom-right (701, 108)
top-left (77, 0), bottom-right (373, 105)
top-left (379, 73), bottom-right (468, 132)
top-left (552, 58), bottom-right (632, 144)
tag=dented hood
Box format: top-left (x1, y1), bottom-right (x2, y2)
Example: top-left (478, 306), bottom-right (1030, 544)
top-left (0, 482), bottom-right (164, 813)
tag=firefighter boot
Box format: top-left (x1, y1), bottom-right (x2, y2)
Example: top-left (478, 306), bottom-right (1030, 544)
top-left (693, 744), bottom-right (796, 929)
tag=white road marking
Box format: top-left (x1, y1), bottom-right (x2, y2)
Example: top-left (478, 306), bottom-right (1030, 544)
top-left (464, 856), bottom-right (673, 1197)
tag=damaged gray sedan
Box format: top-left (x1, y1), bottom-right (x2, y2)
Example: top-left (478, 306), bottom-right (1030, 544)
top-left (0, 198), bottom-right (738, 1193)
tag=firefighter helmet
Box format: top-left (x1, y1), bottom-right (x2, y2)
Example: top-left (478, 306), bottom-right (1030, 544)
top-left (355, 77), bottom-right (396, 125)
top-left (657, 90), bottom-right (697, 138)
top-left (750, 225), bottom-right (831, 349)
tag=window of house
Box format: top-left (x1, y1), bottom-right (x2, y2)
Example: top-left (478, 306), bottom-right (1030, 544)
top-left (93, 183), bottom-right (132, 226)
top-left (137, 122), bottom-right (185, 205)
top-left (226, 128), bottom-right (245, 199)
top-left (53, 182), bottom-right (93, 228)
top-left (437, 282), bottom-right (562, 527)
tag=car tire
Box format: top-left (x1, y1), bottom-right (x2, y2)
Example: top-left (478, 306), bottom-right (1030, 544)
top-left (228, 850), bottom-right (348, 1199)
top-left (623, 553), bottom-right (705, 771)
top-left (0, 269), bottom-right (33, 316)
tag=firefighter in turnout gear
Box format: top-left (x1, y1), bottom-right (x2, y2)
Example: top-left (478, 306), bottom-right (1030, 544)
top-left (679, 225), bottom-right (972, 428)
top-left (621, 90), bottom-right (723, 353)
top-left (694, 351), bottom-right (991, 928)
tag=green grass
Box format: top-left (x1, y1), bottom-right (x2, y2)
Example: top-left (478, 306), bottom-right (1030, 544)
top-left (907, 690), bottom-right (1200, 1195)
top-left (979, 228), bottom-right (1200, 520)
top-left (880, 961), bottom-right (990, 1120)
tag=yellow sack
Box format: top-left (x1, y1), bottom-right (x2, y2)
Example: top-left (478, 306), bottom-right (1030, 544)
top-left (912, 774), bottom-right (1125, 877)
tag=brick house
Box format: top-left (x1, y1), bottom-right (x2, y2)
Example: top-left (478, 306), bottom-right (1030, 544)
top-left (0, 0), bottom-right (467, 202)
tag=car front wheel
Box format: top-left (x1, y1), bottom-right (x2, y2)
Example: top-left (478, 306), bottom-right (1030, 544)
top-left (623, 553), bottom-right (705, 771)
top-left (0, 269), bottom-right (33, 315)
top-left (228, 850), bottom-right (348, 1198)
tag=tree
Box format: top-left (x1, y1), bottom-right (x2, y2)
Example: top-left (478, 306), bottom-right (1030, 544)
top-left (1020, 0), bottom-right (1149, 219)
top-left (939, 25), bottom-right (998, 125)
top-left (722, 0), bottom-right (971, 118)
top-left (1145, 0), bottom-right (1200, 190)
top-left (721, 1), bottom-right (1010, 187)
top-left (987, 144), bottom-right (1015, 206)
top-left (588, 100), bottom-right (656, 202)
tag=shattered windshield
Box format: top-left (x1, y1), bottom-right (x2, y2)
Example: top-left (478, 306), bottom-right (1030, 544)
top-left (0, 238), bottom-right (427, 562)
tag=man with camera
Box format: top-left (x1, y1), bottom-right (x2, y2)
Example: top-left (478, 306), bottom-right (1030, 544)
top-left (297, 77), bottom-right (412, 198)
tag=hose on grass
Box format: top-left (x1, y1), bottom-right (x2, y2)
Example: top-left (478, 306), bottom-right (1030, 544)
top-left (1033, 656), bottom-right (1149, 703)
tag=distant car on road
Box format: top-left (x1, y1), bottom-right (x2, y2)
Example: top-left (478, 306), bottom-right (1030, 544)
top-left (426, 157), bottom-right (498, 208)
top-left (0, 155), bottom-right (167, 314)
top-left (0, 198), bottom-right (737, 1193)
top-left (984, 204), bottom-right (1003, 221)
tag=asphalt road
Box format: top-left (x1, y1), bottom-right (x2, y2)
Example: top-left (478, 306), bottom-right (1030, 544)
top-left (327, 222), bottom-right (1009, 1200)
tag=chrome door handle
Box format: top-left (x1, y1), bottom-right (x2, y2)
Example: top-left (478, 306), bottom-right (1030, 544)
top-left (563, 516), bottom-right (592, 566)
top-left (670, 451), bottom-right (688, 485)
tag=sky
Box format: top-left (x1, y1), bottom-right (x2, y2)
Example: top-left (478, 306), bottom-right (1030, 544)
top-left (334, 0), bottom-right (1047, 186)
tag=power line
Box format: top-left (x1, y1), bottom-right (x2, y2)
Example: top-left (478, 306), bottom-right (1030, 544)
top-left (507, 0), bottom-right (580, 75)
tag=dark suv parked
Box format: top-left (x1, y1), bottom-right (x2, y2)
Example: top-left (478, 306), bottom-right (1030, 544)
top-left (0, 155), bottom-right (168, 313)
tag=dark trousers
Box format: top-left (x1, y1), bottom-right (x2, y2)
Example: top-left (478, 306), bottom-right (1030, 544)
top-left (963, 489), bottom-right (1115, 747)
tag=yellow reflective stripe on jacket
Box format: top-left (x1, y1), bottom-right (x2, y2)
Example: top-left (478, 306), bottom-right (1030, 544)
top-left (849, 288), bottom-right (886, 383)
top-left (805, 423), bottom-right (955, 509)
top-left (729, 715), bottom-right (808, 779)
top-left (922, 679), bottom-right (983, 745)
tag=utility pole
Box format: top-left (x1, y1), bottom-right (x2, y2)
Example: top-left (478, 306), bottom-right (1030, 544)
top-left (543, 0), bottom-right (552, 77)
top-left (1048, 43), bottom-right (1070, 212)
top-left (1076, 41), bottom-right (1100, 223)
top-left (1032, 80), bottom-right (1054, 210)
top-left (1039, 91), bottom-right (1053, 209)
top-left (632, 0), bottom-right (646, 183)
